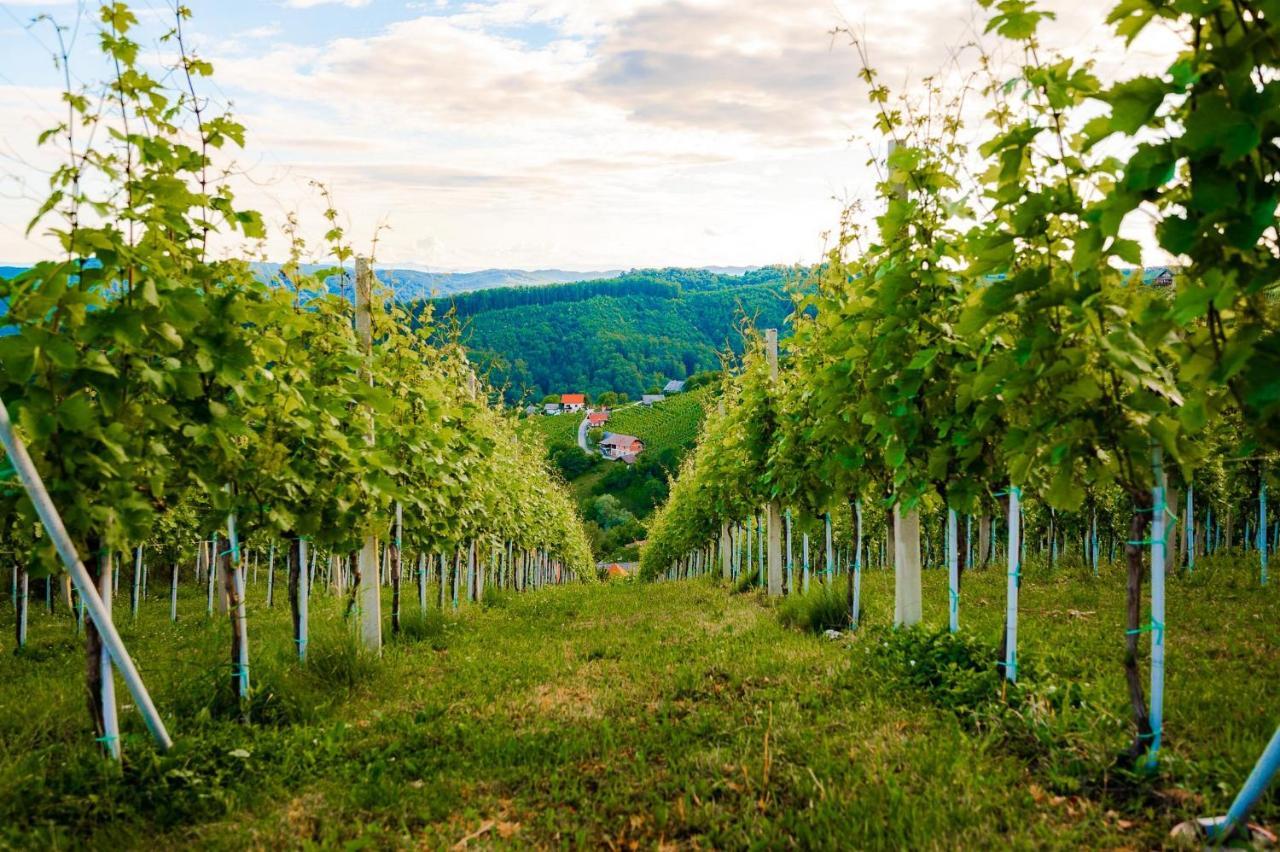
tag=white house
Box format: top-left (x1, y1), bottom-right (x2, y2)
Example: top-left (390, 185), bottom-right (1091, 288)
top-left (662, 380), bottom-right (686, 394)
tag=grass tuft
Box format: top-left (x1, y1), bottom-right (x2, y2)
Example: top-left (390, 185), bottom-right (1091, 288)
top-left (777, 584), bottom-right (848, 634)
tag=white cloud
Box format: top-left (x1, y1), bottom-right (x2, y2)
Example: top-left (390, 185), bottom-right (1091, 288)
top-left (0, 0), bottom-right (1191, 269)
top-left (282, 0), bottom-right (371, 8)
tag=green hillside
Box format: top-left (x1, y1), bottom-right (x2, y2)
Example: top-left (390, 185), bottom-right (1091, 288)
top-left (423, 268), bottom-right (797, 403)
top-left (520, 386), bottom-right (715, 562)
top-left (522, 385), bottom-right (712, 458)
top-left (522, 407), bottom-right (581, 449)
top-left (603, 389), bottom-right (711, 456)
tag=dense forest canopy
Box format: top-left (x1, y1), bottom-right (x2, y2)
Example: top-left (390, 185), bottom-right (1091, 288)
top-left (420, 267), bottom-right (798, 402)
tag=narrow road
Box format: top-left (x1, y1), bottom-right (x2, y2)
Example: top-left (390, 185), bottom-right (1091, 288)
top-left (577, 414), bottom-right (592, 454)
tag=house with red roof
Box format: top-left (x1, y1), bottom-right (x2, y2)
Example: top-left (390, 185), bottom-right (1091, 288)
top-left (561, 393), bottom-right (586, 412)
top-left (586, 410), bottom-right (609, 428)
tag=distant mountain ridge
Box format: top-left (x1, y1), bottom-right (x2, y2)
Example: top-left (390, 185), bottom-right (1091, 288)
top-left (2, 263), bottom-right (765, 301)
top-left (419, 266), bottom-right (799, 403)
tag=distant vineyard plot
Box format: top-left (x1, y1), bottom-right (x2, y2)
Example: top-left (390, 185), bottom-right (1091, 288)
top-left (605, 389), bottom-right (712, 457)
top-left (521, 386), bottom-right (713, 459)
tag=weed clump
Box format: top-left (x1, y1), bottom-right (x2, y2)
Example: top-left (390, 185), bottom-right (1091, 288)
top-left (304, 624), bottom-right (379, 693)
top-left (732, 570), bottom-right (761, 595)
top-left (777, 585), bottom-right (848, 634)
top-left (396, 609), bottom-right (451, 649)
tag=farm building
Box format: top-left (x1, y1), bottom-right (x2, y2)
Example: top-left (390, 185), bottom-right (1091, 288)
top-left (662, 380), bottom-right (686, 393)
top-left (586, 410), bottom-right (609, 428)
top-left (641, 393), bottom-right (665, 406)
top-left (599, 433), bottom-right (644, 461)
top-left (561, 393), bottom-right (586, 412)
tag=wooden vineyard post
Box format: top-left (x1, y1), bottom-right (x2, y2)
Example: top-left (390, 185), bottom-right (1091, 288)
top-left (893, 504), bottom-right (922, 628)
top-left (354, 256), bottom-right (382, 653)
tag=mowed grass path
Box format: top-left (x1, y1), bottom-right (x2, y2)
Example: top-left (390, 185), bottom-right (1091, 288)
top-left (1, 559), bottom-right (1276, 849)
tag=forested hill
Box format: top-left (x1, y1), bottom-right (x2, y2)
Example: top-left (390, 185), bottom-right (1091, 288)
top-left (421, 267), bottom-right (800, 403)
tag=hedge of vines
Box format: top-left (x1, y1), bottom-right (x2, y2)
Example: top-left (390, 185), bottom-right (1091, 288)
top-left (642, 0), bottom-right (1278, 762)
top-left (0, 4), bottom-right (591, 743)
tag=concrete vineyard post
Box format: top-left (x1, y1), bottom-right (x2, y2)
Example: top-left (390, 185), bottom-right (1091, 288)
top-left (98, 552), bottom-right (120, 759)
top-left (1260, 478), bottom-right (1268, 587)
top-left (355, 256), bottom-right (382, 653)
top-left (824, 512), bottom-right (834, 585)
top-left (15, 567), bottom-right (27, 648)
top-left (170, 561), bottom-right (178, 623)
top-left (391, 501), bottom-right (403, 635)
top-left (756, 514), bottom-right (764, 588)
top-left (1003, 487), bottom-right (1021, 682)
top-left (0, 397), bottom-right (172, 750)
top-left (947, 507), bottom-right (959, 633)
top-left (764, 329), bottom-right (783, 596)
top-left (767, 505), bottom-right (783, 596)
top-left (785, 510), bottom-right (793, 594)
top-left (720, 521), bottom-right (731, 581)
top-left (206, 540), bottom-right (215, 616)
top-left (225, 512), bottom-right (250, 700)
top-left (439, 552), bottom-right (447, 608)
top-left (266, 541), bottom-right (275, 608)
top-left (297, 539), bottom-right (309, 662)
top-left (1148, 447), bottom-right (1167, 767)
top-left (852, 500), bottom-right (863, 629)
top-left (1186, 486), bottom-right (1195, 572)
top-left (802, 533), bottom-right (810, 594)
top-left (1208, 726), bottom-right (1280, 843)
top-left (893, 504), bottom-right (922, 627)
top-left (131, 546), bottom-right (142, 619)
top-left (418, 552), bottom-right (427, 611)
top-left (1092, 507), bottom-right (1100, 575)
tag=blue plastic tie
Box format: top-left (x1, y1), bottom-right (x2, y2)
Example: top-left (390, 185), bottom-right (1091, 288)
top-left (1126, 617), bottom-right (1165, 644)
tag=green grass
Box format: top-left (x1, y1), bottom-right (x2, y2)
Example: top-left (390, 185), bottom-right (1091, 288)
top-left (0, 555), bottom-right (1276, 848)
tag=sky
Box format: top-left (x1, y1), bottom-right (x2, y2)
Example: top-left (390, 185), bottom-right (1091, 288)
top-left (0, 0), bottom-right (1186, 271)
